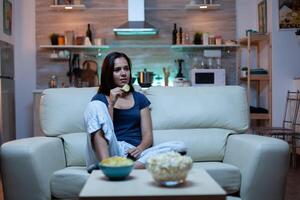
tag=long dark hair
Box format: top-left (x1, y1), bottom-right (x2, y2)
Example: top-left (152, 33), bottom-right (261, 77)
top-left (98, 52), bottom-right (134, 95)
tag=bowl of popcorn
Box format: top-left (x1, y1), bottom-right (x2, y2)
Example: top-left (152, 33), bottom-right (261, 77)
top-left (99, 157), bottom-right (134, 180)
top-left (146, 152), bottom-right (193, 187)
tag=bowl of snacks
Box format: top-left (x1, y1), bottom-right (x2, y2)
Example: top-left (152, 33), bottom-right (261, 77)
top-left (146, 152), bottom-right (193, 187)
top-left (99, 157), bottom-right (134, 180)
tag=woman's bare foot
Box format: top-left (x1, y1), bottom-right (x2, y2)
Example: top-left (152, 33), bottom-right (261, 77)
top-left (134, 161), bottom-right (145, 169)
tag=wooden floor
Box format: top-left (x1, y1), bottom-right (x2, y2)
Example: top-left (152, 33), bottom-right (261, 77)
top-left (0, 158), bottom-right (299, 200)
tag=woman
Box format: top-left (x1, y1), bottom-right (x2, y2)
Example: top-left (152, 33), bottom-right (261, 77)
top-left (84, 52), bottom-right (185, 171)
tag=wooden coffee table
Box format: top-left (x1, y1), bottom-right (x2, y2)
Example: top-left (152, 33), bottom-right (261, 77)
top-left (79, 168), bottom-right (226, 200)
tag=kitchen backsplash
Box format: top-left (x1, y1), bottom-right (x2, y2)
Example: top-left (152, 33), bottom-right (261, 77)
top-left (36, 0), bottom-right (236, 89)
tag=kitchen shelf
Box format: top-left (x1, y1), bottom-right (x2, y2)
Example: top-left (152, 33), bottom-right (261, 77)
top-left (40, 45), bottom-right (110, 50)
top-left (250, 113), bottom-right (270, 120)
top-left (110, 44), bottom-right (171, 48)
top-left (171, 44), bottom-right (239, 49)
top-left (239, 33), bottom-right (270, 46)
top-left (50, 4), bottom-right (86, 10)
top-left (240, 74), bottom-right (270, 81)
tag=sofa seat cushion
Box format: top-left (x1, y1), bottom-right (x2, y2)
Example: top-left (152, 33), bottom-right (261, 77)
top-left (153, 128), bottom-right (234, 161)
top-left (193, 162), bottom-right (241, 194)
top-left (50, 166), bottom-right (89, 199)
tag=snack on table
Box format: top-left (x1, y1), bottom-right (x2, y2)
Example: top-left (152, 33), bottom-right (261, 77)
top-left (121, 84), bottom-right (130, 92)
top-left (101, 156), bottom-right (133, 167)
top-left (146, 152), bottom-right (193, 186)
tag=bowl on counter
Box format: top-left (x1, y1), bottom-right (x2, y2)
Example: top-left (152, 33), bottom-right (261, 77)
top-left (99, 157), bottom-right (134, 180)
top-left (146, 152), bottom-right (193, 187)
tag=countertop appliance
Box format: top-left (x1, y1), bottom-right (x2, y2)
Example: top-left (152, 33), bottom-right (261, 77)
top-left (0, 40), bottom-right (15, 144)
top-left (190, 68), bottom-right (225, 86)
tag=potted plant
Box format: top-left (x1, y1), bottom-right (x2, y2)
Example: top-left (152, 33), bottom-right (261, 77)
top-left (241, 66), bottom-right (248, 77)
top-left (49, 33), bottom-right (59, 45)
top-left (295, 29), bottom-right (300, 42)
top-left (193, 32), bottom-right (202, 45)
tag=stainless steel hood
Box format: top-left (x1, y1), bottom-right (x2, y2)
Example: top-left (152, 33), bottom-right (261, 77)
top-left (113, 0), bottom-right (158, 36)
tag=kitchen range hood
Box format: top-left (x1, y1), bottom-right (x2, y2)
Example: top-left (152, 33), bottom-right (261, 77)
top-left (185, 0), bottom-right (220, 10)
top-left (113, 0), bottom-right (158, 36)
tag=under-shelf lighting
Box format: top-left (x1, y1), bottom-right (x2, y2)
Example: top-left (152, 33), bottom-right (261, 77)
top-left (185, 0), bottom-right (220, 10)
top-left (64, 6), bottom-right (73, 10)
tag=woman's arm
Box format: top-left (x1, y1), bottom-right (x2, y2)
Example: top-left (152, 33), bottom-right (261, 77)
top-left (107, 87), bottom-right (125, 119)
top-left (128, 107), bottom-right (153, 158)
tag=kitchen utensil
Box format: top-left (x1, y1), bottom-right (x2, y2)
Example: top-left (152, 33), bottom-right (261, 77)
top-left (175, 59), bottom-right (184, 78)
top-left (137, 69), bottom-right (154, 88)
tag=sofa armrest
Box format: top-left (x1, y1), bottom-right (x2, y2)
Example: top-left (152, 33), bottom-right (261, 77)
top-left (223, 134), bottom-right (289, 200)
top-left (1, 137), bottom-right (66, 200)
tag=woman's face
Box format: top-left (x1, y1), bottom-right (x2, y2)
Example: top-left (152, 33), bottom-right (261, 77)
top-left (113, 57), bottom-right (130, 87)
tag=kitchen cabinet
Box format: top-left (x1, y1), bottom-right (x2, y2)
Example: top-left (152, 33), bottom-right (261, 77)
top-left (237, 33), bottom-right (272, 127)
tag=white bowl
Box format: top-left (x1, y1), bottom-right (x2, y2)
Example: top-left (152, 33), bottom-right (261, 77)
top-left (146, 152), bottom-right (193, 187)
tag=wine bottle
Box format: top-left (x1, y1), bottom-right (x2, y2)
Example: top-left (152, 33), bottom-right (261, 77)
top-left (179, 27), bottom-right (183, 44)
top-left (172, 23), bottom-right (177, 45)
top-left (86, 24), bottom-right (93, 45)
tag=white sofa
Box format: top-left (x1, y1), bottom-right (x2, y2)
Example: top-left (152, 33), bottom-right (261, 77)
top-left (1, 86), bottom-right (289, 200)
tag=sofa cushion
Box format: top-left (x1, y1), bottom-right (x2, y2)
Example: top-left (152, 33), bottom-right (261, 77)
top-left (153, 128), bottom-right (233, 161)
top-left (40, 87), bottom-right (98, 137)
top-left (145, 86), bottom-right (249, 132)
top-left (50, 167), bottom-right (89, 199)
top-left (59, 132), bottom-right (87, 166)
top-left (193, 162), bottom-right (241, 194)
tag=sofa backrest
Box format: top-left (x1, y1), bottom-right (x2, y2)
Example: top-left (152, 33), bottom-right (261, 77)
top-left (147, 86), bottom-right (249, 132)
top-left (40, 86), bottom-right (249, 166)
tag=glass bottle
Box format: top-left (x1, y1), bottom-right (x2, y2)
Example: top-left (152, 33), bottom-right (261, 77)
top-left (86, 24), bottom-right (93, 45)
top-left (172, 23), bottom-right (178, 45)
top-left (179, 27), bottom-right (183, 44)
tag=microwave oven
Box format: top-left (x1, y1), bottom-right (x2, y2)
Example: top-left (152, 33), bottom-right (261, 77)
top-left (190, 69), bottom-right (225, 86)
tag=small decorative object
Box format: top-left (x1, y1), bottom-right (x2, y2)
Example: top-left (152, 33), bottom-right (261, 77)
top-left (94, 38), bottom-right (103, 46)
top-left (193, 32), bottom-right (202, 45)
top-left (75, 36), bottom-right (85, 45)
top-left (146, 152), bottom-right (193, 187)
top-left (64, 0), bottom-right (73, 5)
top-left (279, 0), bottom-right (300, 29)
top-left (49, 33), bottom-right (59, 45)
top-left (49, 75), bottom-right (58, 88)
top-left (163, 67), bottom-right (170, 86)
top-left (3, 0), bottom-right (12, 35)
top-left (215, 35), bottom-right (222, 45)
top-left (64, 30), bottom-right (75, 45)
top-left (73, 0), bottom-right (81, 5)
top-left (258, 0), bottom-right (267, 33)
top-left (58, 35), bottom-right (65, 45)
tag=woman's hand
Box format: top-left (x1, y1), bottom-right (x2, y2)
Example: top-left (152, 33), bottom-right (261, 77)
top-left (128, 147), bottom-right (144, 159)
top-left (109, 87), bottom-right (124, 107)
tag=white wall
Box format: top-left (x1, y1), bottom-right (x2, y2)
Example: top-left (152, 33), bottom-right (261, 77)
top-left (0, 0), bottom-right (14, 44)
top-left (271, 0), bottom-right (300, 125)
top-left (236, 0), bottom-right (258, 39)
top-left (14, 0), bottom-right (36, 138)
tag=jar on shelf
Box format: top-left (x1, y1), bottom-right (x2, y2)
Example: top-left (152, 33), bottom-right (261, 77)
top-left (215, 35), bottom-right (222, 45)
top-left (49, 75), bottom-right (58, 88)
